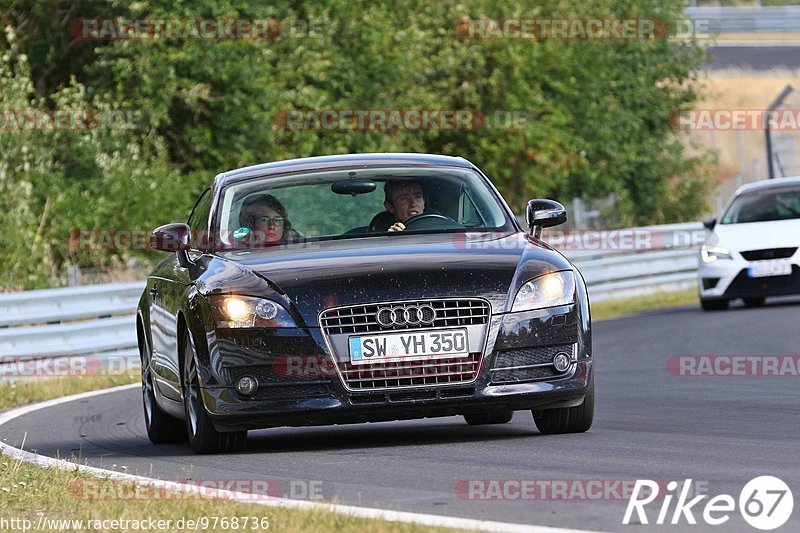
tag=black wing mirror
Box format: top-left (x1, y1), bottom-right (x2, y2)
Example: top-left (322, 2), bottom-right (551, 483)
top-left (526, 199), bottom-right (567, 235)
top-left (151, 223), bottom-right (190, 252)
top-left (703, 218), bottom-right (717, 231)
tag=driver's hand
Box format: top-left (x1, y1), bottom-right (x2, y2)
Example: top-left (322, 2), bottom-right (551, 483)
top-left (388, 222), bottom-right (405, 232)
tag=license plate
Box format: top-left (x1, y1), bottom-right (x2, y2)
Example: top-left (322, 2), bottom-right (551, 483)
top-left (747, 260), bottom-right (792, 278)
top-left (349, 328), bottom-right (468, 365)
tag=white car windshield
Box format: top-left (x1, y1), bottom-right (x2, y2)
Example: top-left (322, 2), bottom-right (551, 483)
top-left (721, 186), bottom-right (800, 224)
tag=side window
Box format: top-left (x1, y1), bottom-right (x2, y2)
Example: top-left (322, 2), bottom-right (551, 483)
top-left (187, 188), bottom-right (213, 249)
top-left (460, 189), bottom-right (484, 227)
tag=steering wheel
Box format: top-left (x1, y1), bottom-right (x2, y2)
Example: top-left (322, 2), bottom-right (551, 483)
top-left (402, 213), bottom-right (459, 230)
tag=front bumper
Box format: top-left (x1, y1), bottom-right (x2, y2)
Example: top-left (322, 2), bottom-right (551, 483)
top-left (200, 303), bottom-right (591, 432)
top-left (698, 253), bottom-right (800, 300)
top-left (203, 361), bottom-right (592, 431)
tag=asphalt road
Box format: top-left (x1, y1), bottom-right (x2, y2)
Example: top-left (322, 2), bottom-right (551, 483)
top-left (707, 45), bottom-right (800, 70)
top-left (3, 298), bottom-right (800, 532)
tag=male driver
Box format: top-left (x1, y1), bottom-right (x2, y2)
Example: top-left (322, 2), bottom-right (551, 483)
top-left (384, 180), bottom-right (426, 232)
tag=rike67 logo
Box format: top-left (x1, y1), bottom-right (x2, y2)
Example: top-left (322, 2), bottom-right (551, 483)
top-left (624, 477), bottom-right (793, 530)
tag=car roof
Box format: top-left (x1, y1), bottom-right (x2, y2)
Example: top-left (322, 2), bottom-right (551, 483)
top-left (215, 153), bottom-right (476, 187)
top-left (735, 176), bottom-right (800, 196)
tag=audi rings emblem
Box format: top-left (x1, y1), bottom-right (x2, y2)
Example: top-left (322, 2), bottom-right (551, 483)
top-left (376, 304), bottom-right (437, 328)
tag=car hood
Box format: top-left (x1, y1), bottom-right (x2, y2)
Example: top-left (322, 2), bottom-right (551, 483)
top-left (710, 219), bottom-right (800, 252)
top-left (202, 231), bottom-right (573, 326)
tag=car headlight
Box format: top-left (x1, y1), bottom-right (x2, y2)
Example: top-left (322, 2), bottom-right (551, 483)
top-left (701, 246), bottom-right (733, 263)
top-left (208, 295), bottom-right (296, 328)
top-left (511, 271), bottom-right (576, 312)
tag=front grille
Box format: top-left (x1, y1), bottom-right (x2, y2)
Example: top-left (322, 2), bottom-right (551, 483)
top-left (348, 386), bottom-right (476, 405)
top-left (338, 353), bottom-right (481, 390)
top-left (741, 248), bottom-right (797, 261)
top-left (491, 344), bottom-right (573, 383)
top-left (724, 265), bottom-right (800, 297)
top-left (252, 384), bottom-right (329, 401)
top-left (320, 298), bottom-right (490, 335)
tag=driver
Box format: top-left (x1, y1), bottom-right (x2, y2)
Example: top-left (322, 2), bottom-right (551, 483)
top-left (384, 180), bottom-right (426, 232)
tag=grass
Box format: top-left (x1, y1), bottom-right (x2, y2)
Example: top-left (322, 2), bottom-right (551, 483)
top-left (590, 289), bottom-right (699, 320)
top-left (0, 457), bottom-right (456, 532)
top-left (0, 375), bottom-right (138, 410)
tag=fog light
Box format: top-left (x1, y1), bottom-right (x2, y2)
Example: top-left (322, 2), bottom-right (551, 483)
top-left (553, 352), bottom-right (571, 373)
top-left (236, 376), bottom-right (258, 395)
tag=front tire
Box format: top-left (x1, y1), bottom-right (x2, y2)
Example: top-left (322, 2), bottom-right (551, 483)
top-left (532, 377), bottom-right (594, 435)
top-left (141, 336), bottom-right (186, 444)
top-left (182, 332), bottom-right (247, 454)
top-left (701, 298), bottom-right (729, 311)
top-left (463, 410), bottom-right (514, 425)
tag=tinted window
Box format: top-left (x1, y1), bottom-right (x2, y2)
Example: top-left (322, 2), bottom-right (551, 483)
top-left (721, 186), bottom-right (800, 224)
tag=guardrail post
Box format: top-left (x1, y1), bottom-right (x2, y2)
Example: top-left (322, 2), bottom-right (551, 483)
top-left (67, 265), bottom-right (82, 287)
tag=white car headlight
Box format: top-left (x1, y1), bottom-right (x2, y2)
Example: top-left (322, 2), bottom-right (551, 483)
top-left (208, 295), bottom-right (296, 328)
top-left (701, 246), bottom-right (733, 263)
top-left (511, 271), bottom-right (576, 312)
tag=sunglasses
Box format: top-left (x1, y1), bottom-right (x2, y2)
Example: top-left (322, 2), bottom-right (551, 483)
top-left (254, 215), bottom-right (286, 226)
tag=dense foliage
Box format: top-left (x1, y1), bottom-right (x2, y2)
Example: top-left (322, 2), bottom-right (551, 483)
top-left (0, 0), bottom-right (709, 289)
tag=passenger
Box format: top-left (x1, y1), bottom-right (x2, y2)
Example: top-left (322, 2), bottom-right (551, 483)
top-left (238, 194), bottom-right (297, 245)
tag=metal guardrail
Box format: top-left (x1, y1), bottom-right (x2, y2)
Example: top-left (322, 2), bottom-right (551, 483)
top-left (0, 282), bottom-right (144, 368)
top-left (564, 222), bottom-right (704, 302)
top-left (684, 6), bottom-right (800, 34)
top-left (0, 222), bottom-right (705, 368)
top-left (685, 6), bottom-right (800, 35)
top-left (0, 282), bottom-right (143, 327)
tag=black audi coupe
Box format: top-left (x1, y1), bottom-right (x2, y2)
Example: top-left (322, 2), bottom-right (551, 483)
top-left (137, 153), bottom-right (594, 453)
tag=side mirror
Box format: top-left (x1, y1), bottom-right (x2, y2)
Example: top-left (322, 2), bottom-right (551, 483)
top-left (151, 223), bottom-right (190, 252)
top-left (703, 218), bottom-right (717, 231)
top-left (526, 199), bottom-right (567, 234)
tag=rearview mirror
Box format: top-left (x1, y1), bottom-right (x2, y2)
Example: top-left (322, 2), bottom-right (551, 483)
top-left (331, 180), bottom-right (377, 195)
top-left (151, 223), bottom-right (190, 252)
top-left (526, 199), bottom-right (567, 233)
top-left (703, 218), bottom-right (716, 231)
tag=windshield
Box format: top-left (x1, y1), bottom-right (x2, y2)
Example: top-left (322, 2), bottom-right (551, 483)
top-left (213, 166), bottom-right (514, 250)
top-left (720, 185), bottom-right (800, 224)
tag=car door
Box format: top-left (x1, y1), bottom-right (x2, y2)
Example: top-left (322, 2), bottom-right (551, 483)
top-left (150, 188), bottom-right (214, 400)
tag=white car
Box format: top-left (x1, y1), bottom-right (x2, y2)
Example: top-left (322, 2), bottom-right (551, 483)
top-left (698, 176), bottom-right (800, 311)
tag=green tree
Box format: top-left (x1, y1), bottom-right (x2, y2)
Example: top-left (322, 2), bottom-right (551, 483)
top-left (1, 0), bottom-right (711, 288)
